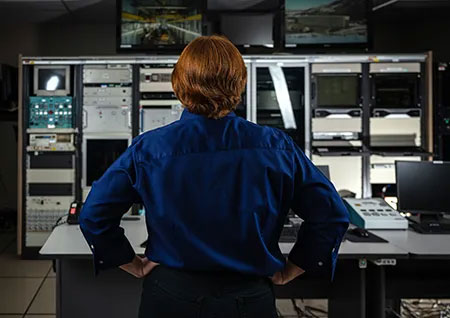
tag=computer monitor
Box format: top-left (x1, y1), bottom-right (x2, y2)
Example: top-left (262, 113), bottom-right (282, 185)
top-left (33, 66), bottom-right (71, 96)
top-left (396, 161), bottom-right (450, 233)
top-left (316, 75), bottom-right (360, 108)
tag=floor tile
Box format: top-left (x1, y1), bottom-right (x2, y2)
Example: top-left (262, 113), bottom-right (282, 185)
top-left (276, 299), bottom-right (296, 316)
top-left (27, 278), bottom-right (55, 315)
top-left (294, 299), bottom-right (328, 317)
top-left (0, 247), bottom-right (51, 278)
top-left (0, 277), bottom-right (42, 314)
top-left (47, 268), bottom-right (56, 278)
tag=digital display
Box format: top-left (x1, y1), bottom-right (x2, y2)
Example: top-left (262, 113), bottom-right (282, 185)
top-left (317, 75), bottom-right (359, 107)
top-left (207, 0), bottom-right (279, 11)
top-left (397, 161), bottom-right (450, 214)
top-left (38, 69), bottom-right (66, 91)
top-left (86, 139), bottom-right (128, 186)
top-left (219, 13), bottom-right (273, 46)
top-left (374, 75), bottom-right (418, 108)
top-left (285, 0), bottom-right (368, 46)
top-left (120, 0), bottom-right (203, 49)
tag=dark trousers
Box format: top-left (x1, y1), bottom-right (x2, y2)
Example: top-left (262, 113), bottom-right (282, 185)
top-left (139, 265), bottom-right (277, 318)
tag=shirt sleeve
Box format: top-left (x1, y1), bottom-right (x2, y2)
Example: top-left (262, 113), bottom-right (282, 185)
top-left (79, 142), bottom-right (142, 275)
top-left (288, 144), bottom-right (350, 281)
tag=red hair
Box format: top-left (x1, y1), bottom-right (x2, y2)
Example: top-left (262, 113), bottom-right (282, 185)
top-left (172, 35), bottom-right (247, 119)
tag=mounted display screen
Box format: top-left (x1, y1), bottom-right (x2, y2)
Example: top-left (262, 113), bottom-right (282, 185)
top-left (33, 66), bottom-right (70, 96)
top-left (37, 69), bottom-right (66, 91)
top-left (86, 139), bottom-right (128, 186)
top-left (285, 0), bottom-right (368, 47)
top-left (373, 75), bottom-right (419, 108)
top-left (219, 13), bottom-right (274, 47)
top-left (119, 0), bottom-right (203, 50)
top-left (316, 75), bottom-right (359, 107)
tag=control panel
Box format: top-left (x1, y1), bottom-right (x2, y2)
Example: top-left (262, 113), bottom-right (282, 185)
top-left (140, 65), bottom-right (174, 92)
top-left (83, 68), bottom-right (133, 134)
top-left (26, 196), bottom-right (73, 232)
top-left (27, 133), bottom-right (75, 152)
top-left (344, 198), bottom-right (408, 230)
top-left (28, 96), bottom-right (73, 129)
top-left (140, 100), bottom-right (183, 132)
top-left (83, 64), bottom-right (132, 84)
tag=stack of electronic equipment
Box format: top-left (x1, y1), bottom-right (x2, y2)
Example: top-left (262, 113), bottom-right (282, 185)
top-left (81, 65), bottom-right (133, 200)
top-left (435, 62), bottom-right (450, 161)
top-left (139, 64), bottom-right (183, 133)
top-left (310, 63), bottom-right (364, 198)
top-left (25, 65), bottom-right (76, 251)
top-left (309, 61), bottom-right (428, 199)
top-left (368, 62), bottom-right (425, 196)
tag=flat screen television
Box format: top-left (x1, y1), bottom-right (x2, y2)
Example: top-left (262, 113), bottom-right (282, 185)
top-left (206, 0), bottom-right (279, 48)
top-left (285, 0), bottom-right (369, 47)
top-left (219, 13), bottom-right (274, 47)
top-left (118, 0), bottom-right (204, 51)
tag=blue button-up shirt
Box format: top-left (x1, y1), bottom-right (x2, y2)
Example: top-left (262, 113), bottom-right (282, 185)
top-left (79, 109), bottom-right (349, 279)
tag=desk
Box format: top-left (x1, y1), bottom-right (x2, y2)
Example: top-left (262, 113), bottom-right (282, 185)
top-left (373, 229), bottom-right (450, 257)
top-left (365, 229), bottom-right (450, 318)
top-left (41, 218), bottom-right (408, 318)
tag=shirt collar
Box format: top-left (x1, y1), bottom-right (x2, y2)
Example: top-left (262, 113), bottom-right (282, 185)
top-left (180, 108), bottom-right (236, 121)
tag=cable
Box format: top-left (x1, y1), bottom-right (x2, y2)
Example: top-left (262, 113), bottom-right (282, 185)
top-left (401, 299), bottom-right (450, 318)
top-left (52, 214), bottom-right (68, 230)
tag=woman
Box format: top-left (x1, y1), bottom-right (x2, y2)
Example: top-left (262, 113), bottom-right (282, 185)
top-left (79, 35), bottom-right (349, 318)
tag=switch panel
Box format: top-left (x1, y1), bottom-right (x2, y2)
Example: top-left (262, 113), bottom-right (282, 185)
top-left (29, 96), bottom-right (73, 129)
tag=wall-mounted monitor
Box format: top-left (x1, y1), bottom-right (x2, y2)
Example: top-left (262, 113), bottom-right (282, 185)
top-left (207, 0), bottom-right (277, 10)
top-left (219, 13), bottom-right (274, 47)
top-left (118, 0), bottom-right (204, 51)
top-left (206, 0), bottom-right (279, 49)
top-left (285, 0), bottom-right (369, 47)
top-left (33, 66), bottom-right (71, 96)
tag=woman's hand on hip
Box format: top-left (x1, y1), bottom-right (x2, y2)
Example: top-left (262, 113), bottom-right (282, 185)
top-left (141, 257), bottom-right (159, 276)
top-left (271, 260), bottom-right (305, 285)
top-left (119, 255), bottom-right (159, 278)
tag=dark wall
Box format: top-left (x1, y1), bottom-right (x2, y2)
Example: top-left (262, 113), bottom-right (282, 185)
top-left (372, 8), bottom-right (450, 61)
top-left (0, 23), bottom-right (116, 66)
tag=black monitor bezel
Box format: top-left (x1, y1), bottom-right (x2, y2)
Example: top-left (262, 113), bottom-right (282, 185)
top-left (396, 160), bottom-right (450, 215)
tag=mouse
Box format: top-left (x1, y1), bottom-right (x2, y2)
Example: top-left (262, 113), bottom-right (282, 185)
top-left (349, 228), bottom-right (370, 238)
